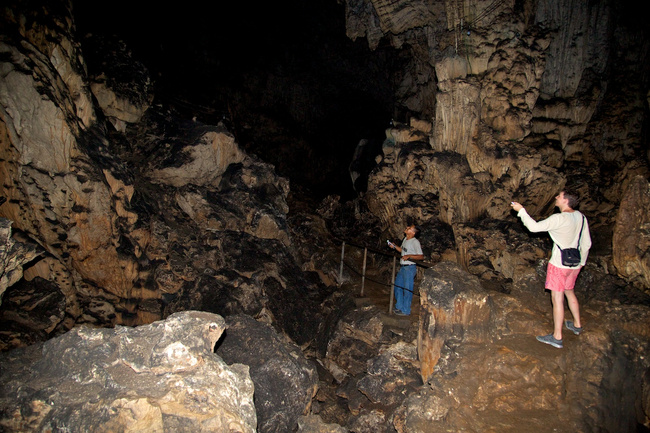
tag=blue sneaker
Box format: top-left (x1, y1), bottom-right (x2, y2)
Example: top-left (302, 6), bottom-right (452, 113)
top-left (565, 321), bottom-right (582, 335)
top-left (536, 334), bottom-right (563, 348)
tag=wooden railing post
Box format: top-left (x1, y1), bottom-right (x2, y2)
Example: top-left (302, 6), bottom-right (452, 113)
top-left (360, 247), bottom-right (368, 296)
top-left (339, 241), bottom-right (345, 284)
top-left (389, 256), bottom-right (397, 314)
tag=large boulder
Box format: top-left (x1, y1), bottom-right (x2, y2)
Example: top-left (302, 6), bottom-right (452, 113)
top-left (217, 314), bottom-right (319, 433)
top-left (324, 305), bottom-right (387, 381)
top-left (0, 311), bottom-right (256, 432)
top-left (417, 261), bottom-right (492, 382)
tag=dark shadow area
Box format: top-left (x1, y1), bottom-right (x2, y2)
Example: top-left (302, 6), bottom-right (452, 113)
top-left (74, 0), bottom-right (403, 201)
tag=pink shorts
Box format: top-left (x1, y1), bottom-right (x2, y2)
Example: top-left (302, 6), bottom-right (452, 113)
top-left (545, 263), bottom-right (581, 292)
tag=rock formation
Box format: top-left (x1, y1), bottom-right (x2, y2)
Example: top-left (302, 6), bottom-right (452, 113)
top-left (1, 0), bottom-right (649, 432)
top-left (0, 217), bottom-right (42, 303)
top-left (612, 175), bottom-right (650, 289)
top-left (0, 1), bottom-right (339, 355)
top-left (344, 0), bottom-right (650, 294)
top-left (216, 314), bottom-right (319, 433)
top-left (0, 311), bottom-right (257, 432)
top-left (417, 261), bottom-right (491, 382)
top-left (314, 302), bottom-right (423, 431)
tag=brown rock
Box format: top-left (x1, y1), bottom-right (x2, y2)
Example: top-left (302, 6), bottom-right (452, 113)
top-left (0, 218), bottom-right (43, 303)
top-left (613, 175), bottom-right (650, 292)
top-left (417, 261), bottom-right (492, 383)
top-left (297, 414), bottom-right (349, 433)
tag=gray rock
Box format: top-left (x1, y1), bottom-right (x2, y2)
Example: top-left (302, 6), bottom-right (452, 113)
top-left (0, 311), bottom-right (256, 432)
top-left (217, 314), bottom-right (319, 433)
top-left (325, 305), bottom-right (385, 380)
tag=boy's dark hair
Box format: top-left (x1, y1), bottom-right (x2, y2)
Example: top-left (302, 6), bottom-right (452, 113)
top-left (413, 225), bottom-right (421, 238)
top-left (563, 188), bottom-right (580, 209)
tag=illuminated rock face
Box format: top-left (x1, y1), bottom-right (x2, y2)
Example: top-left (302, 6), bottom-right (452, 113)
top-left (417, 261), bottom-right (492, 383)
top-left (612, 175), bottom-right (650, 289)
top-left (0, 1), bottom-right (334, 349)
top-left (0, 311), bottom-right (257, 433)
top-left (344, 0), bottom-right (649, 293)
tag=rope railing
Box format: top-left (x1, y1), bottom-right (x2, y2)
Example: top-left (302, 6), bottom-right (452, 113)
top-left (334, 238), bottom-right (431, 315)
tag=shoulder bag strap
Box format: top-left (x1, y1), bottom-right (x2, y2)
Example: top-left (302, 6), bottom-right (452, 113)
top-left (575, 215), bottom-right (585, 248)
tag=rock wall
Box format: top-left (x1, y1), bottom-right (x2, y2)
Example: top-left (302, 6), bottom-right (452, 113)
top-left (345, 0), bottom-right (650, 291)
top-left (0, 1), bottom-right (338, 352)
top-left (0, 1), bottom-right (151, 322)
top-left (613, 175), bottom-right (650, 289)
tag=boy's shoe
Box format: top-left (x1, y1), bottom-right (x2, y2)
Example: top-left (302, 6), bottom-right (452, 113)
top-left (394, 309), bottom-right (409, 316)
top-left (565, 321), bottom-right (583, 335)
top-left (536, 334), bottom-right (563, 349)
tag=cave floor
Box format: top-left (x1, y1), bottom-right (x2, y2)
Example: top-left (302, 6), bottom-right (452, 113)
top-left (350, 267), bottom-right (421, 328)
top-left (338, 263), bottom-right (621, 432)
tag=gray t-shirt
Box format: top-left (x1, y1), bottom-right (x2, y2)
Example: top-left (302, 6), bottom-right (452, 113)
top-left (400, 237), bottom-right (423, 265)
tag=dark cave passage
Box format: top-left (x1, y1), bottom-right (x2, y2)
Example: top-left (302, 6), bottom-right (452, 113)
top-left (74, 0), bottom-right (402, 201)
